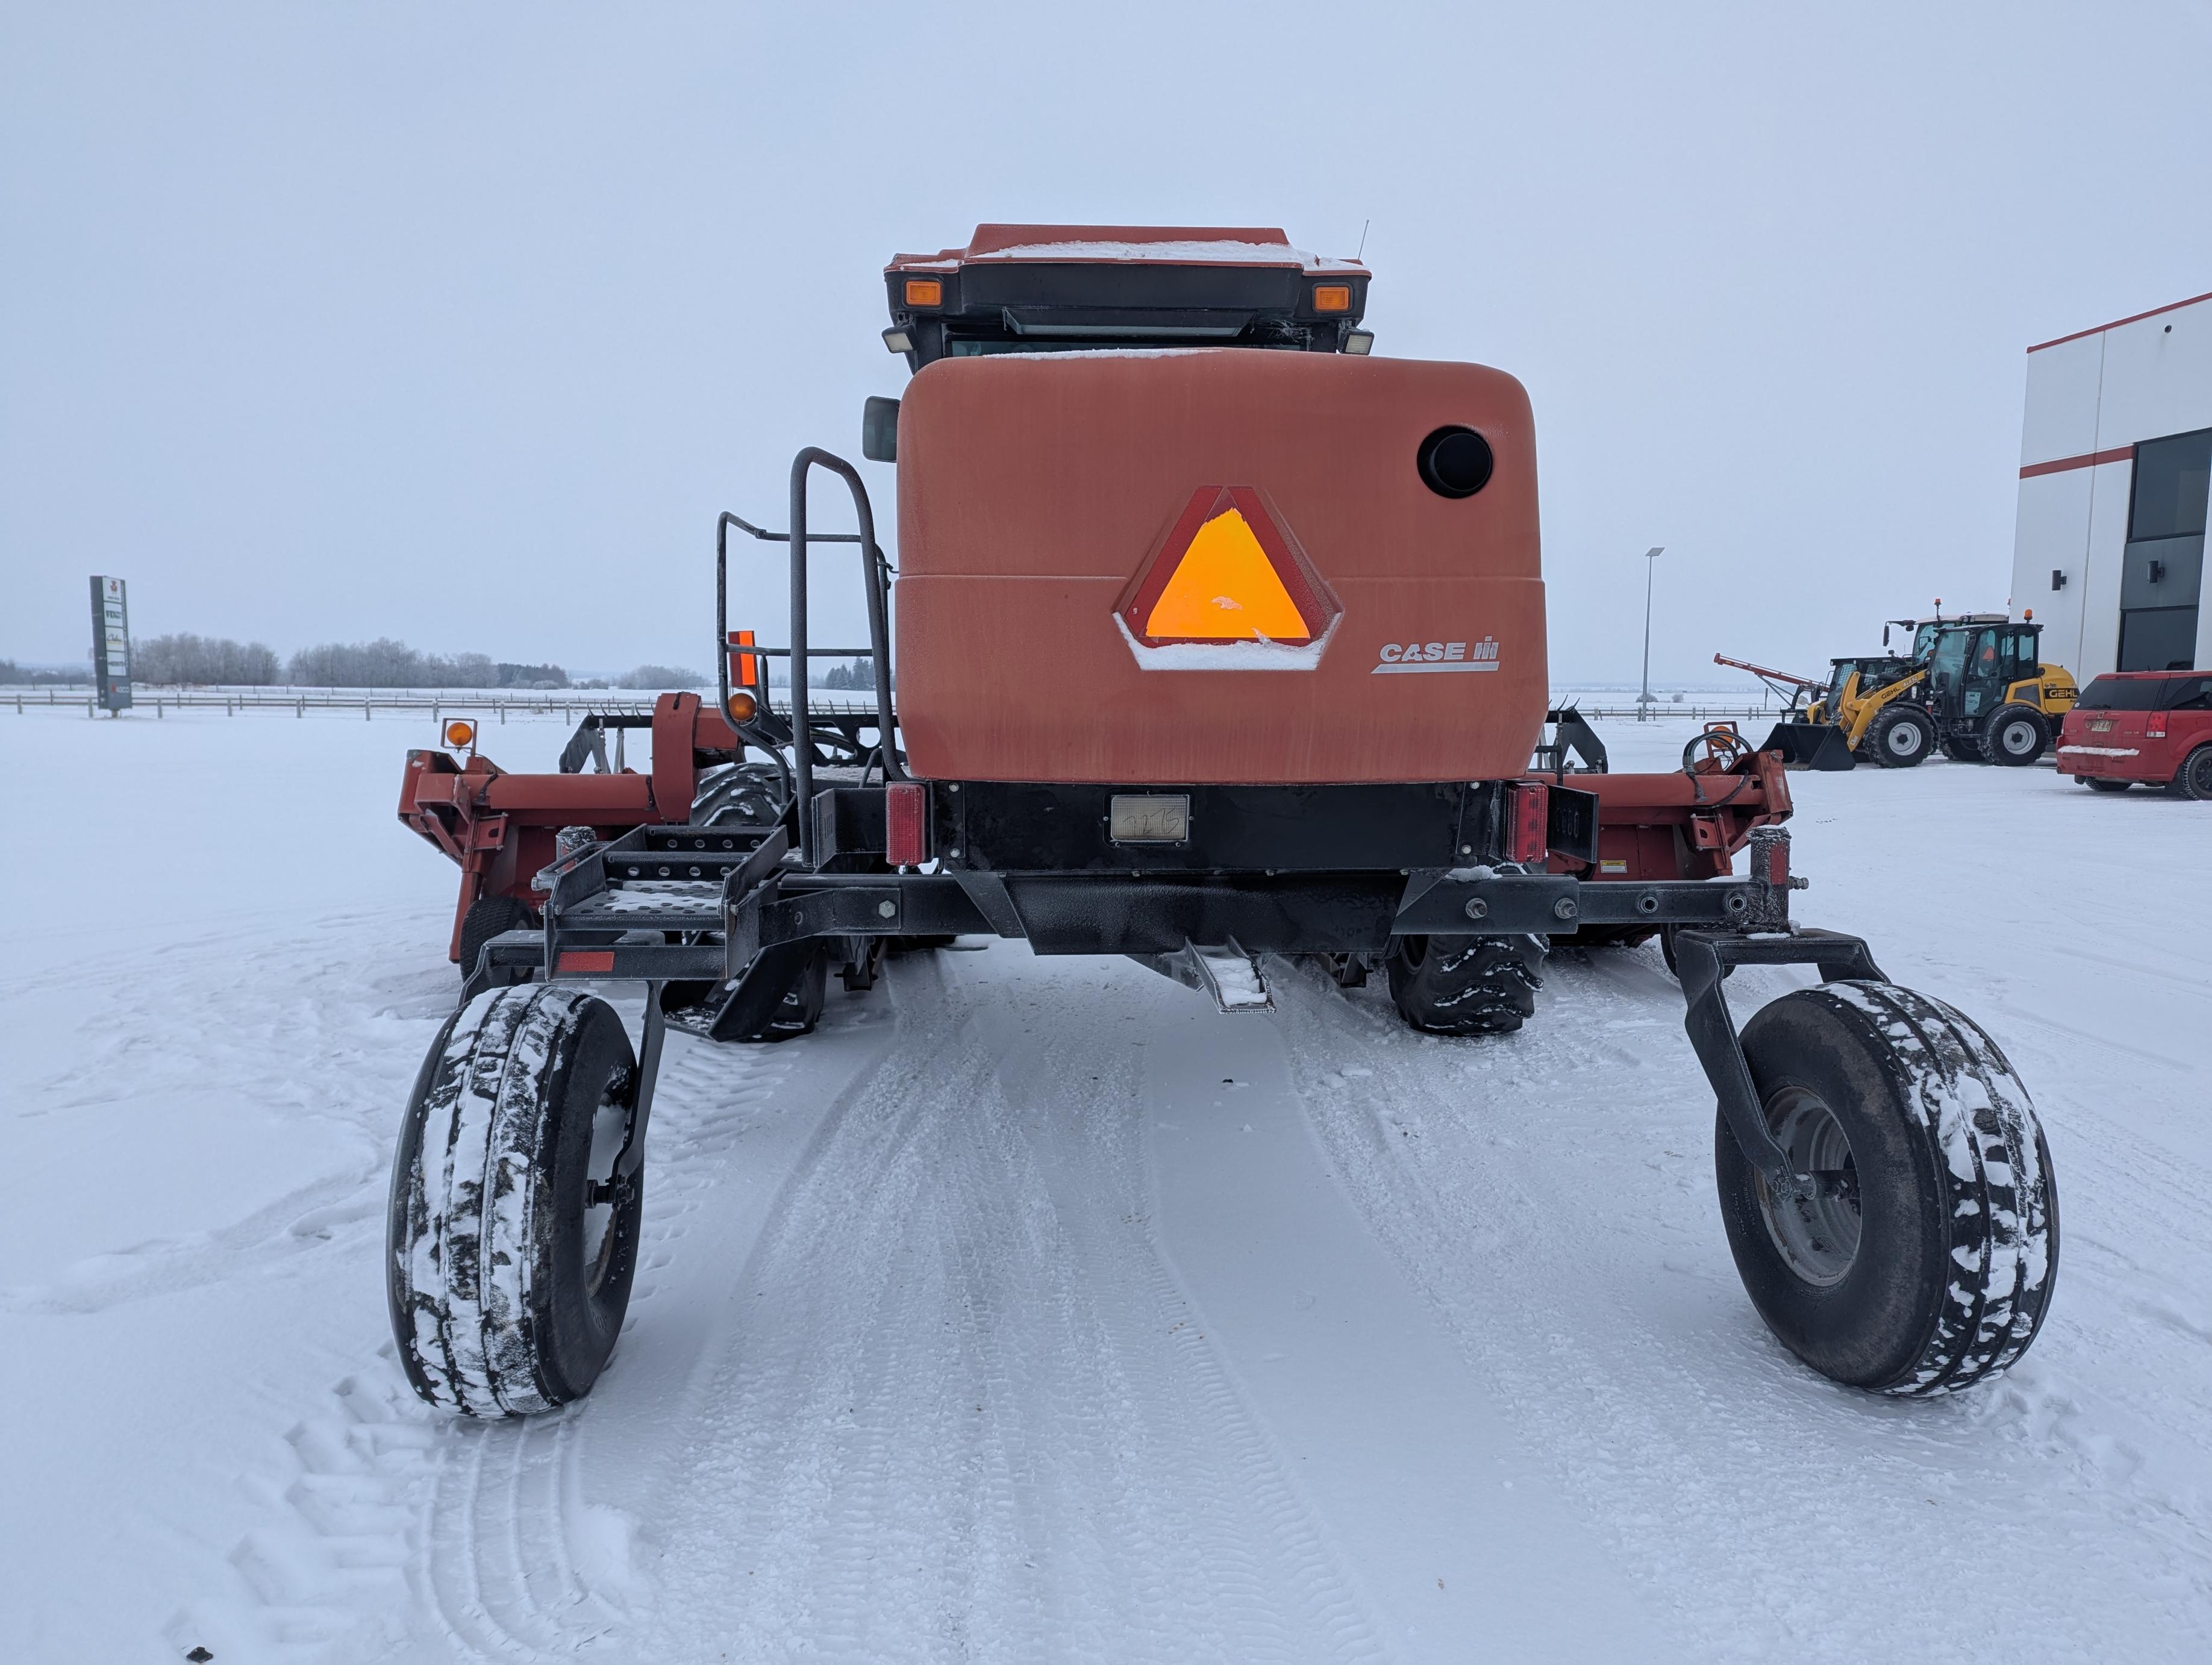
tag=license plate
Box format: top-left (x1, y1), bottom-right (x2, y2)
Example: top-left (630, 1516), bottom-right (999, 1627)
top-left (1108, 794), bottom-right (1190, 843)
top-left (2090, 719), bottom-right (2112, 733)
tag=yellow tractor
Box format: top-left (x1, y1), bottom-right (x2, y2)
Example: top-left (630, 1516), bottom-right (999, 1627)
top-left (1714, 651), bottom-right (1934, 768)
top-left (1720, 613), bottom-right (2081, 770)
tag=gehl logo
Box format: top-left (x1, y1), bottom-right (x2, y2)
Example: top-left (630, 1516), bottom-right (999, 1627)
top-left (1372, 637), bottom-right (1502, 675)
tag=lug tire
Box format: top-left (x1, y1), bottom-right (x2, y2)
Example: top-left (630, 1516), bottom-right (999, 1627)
top-left (2083, 777), bottom-right (2131, 793)
top-left (1937, 733), bottom-right (1983, 763)
top-left (1867, 706), bottom-right (1934, 767)
top-left (1982, 705), bottom-right (2050, 766)
top-left (1714, 982), bottom-right (2057, 1394)
top-left (458, 893), bottom-right (539, 979)
top-left (2179, 746), bottom-right (2212, 801)
top-left (387, 985), bottom-right (644, 1416)
top-left (1386, 934), bottom-right (1543, 1035)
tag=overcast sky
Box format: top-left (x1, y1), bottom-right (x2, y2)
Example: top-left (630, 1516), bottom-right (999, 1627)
top-left (6, 2), bottom-right (2211, 687)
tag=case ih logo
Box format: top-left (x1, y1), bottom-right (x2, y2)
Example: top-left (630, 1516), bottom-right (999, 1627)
top-left (1373, 637), bottom-right (1501, 674)
top-left (1118, 486), bottom-right (1339, 649)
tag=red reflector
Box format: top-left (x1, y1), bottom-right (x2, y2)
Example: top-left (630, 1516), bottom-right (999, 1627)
top-left (557, 951), bottom-right (616, 974)
top-left (1509, 783), bottom-right (1549, 865)
top-left (886, 781), bottom-right (928, 866)
top-left (1764, 838), bottom-right (1789, 885)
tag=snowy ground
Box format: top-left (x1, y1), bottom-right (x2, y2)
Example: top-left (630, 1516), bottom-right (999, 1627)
top-left (2, 707), bottom-right (2207, 1663)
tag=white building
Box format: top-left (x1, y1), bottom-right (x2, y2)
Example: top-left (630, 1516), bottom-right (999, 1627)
top-left (2009, 290), bottom-right (2211, 678)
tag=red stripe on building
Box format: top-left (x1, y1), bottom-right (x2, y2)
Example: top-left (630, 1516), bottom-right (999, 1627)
top-left (2027, 290), bottom-right (2212, 353)
top-left (2019, 446), bottom-right (2134, 480)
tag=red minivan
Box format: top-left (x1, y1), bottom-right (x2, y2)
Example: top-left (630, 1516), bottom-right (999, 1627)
top-left (2058, 670), bottom-right (2212, 797)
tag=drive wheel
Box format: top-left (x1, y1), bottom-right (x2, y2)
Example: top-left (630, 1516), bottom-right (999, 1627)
top-left (1982, 705), bottom-right (2049, 766)
top-left (2082, 777), bottom-right (2131, 793)
top-left (458, 893), bottom-right (539, 979)
top-left (1386, 934), bottom-right (1543, 1035)
top-left (2179, 746), bottom-right (2212, 801)
top-left (388, 984), bottom-right (644, 1415)
top-left (1867, 705), bottom-right (1934, 767)
top-left (1714, 982), bottom-right (2057, 1393)
top-left (1937, 732), bottom-right (1982, 763)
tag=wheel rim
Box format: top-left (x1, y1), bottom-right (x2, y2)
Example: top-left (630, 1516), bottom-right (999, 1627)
top-left (1886, 723), bottom-right (1922, 758)
top-left (581, 1072), bottom-right (631, 1293)
top-left (1753, 1086), bottom-right (1861, 1286)
top-left (2192, 753), bottom-right (2212, 795)
top-left (2000, 719), bottom-right (2036, 757)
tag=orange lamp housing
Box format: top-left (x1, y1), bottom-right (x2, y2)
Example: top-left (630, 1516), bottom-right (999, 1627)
top-left (444, 719), bottom-right (477, 749)
top-left (728, 628), bottom-right (760, 690)
top-left (726, 689), bottom-right (758, 723)
top-left (904, 278), bottom-right (943, 307)
top-left (1311, 283), bottom-right (1352, 313)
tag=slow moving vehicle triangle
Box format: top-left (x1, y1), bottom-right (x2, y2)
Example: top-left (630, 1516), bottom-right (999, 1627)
top-left (1120, 486), bottom-right (1336, 647)
top-left (1145, 507), bottom-right (1307, 642)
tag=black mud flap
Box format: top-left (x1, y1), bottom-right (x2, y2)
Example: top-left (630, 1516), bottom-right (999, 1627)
top-left (1760, 722), bottom-right (1856, 772)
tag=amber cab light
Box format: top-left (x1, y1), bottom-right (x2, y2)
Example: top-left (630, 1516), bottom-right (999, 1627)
top-left (727, 628), bottom-right (760, 689)
top-left (904, 278), bottom-right (943, 307)
top-left (444, 719), bottom-right (476, 749)
top-left (1312, 284), bottom-right (1351, 313)
top-left (726, 689), bottom-right (758, 723)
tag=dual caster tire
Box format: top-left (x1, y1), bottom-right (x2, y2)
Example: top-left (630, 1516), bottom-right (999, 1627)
top-left (1718, 981), bottom-right (2058, 1392)
top-left (388, 985), bottom-right (644, 1416)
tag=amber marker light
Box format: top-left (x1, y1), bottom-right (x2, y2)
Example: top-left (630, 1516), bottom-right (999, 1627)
top-left (1313, 284), bottom-right (1352, 312)
top-left (726, 689), bottom-right (758, 723)
top-left (904, 278), bottom-right (943, 307)
top-left (444, 719), bottom-right (476, 749)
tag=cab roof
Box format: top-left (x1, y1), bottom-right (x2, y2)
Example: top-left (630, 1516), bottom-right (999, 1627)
top-left (881, 224), bottom-right (1371, 369)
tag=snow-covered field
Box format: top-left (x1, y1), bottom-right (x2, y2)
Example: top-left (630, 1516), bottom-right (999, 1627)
top-left (2, 708), bottom-right (2207, 1663)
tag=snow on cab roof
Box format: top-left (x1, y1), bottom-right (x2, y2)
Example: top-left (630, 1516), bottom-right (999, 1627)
top-left (889, 224), bottom-right (1365, 275)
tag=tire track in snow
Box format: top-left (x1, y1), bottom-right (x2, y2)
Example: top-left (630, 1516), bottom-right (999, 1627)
top-left (1268, 946), bottom-right (2212, 1662)
top-left (616, 950), bottom-right (1385, 1664)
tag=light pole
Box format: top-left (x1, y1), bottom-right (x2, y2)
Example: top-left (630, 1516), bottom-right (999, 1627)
top-left (1638, 546), bottom-right (1664, 721)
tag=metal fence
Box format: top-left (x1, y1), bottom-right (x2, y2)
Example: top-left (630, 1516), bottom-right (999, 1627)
top-left (8, 683), bottom-right (1780, 726)
top-left (4, 685), bottom-right (689, 720)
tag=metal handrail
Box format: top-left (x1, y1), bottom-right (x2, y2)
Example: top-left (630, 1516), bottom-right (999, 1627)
top-left (715, 454), bottom-right (900, 867)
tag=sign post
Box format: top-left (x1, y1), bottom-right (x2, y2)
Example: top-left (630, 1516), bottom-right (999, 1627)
top-left (90, 575), bottom-right (132, 714)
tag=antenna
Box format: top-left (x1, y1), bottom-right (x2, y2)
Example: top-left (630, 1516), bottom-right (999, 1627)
top-left (1356, 218), bottom-right (1370, 260)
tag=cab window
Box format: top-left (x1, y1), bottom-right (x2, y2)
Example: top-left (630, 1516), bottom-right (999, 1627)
top-left (1970, 628), bottom-right (2001, 680)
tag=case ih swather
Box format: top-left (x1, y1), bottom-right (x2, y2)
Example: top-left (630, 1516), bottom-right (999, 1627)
top-left (390, 226), bottom-right (2057, 1417)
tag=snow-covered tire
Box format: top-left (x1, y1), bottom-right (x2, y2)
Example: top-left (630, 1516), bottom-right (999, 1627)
top-left (458, 893), bottom-right (537, 979)
top-left (1867, 705), bottom-right (1934, 767)
top-left (1715, 982), bottom-right (2058, 1395)
top-left (1386, 934), bottom-right (1543, 1035)
top-left (387, 984), bottom-right (644, 1416)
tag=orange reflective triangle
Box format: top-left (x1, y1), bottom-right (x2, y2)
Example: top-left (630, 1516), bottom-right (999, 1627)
top-left (1143, 507), bottom-right (1309, 642)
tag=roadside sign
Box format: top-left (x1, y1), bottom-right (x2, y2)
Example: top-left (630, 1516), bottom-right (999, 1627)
top-left (90, 575), bottom-right (132, 713)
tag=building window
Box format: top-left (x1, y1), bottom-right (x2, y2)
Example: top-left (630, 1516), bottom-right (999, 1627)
top-left (2119, 428), bottom-right (2208, 672)
top-left (2129, 428), bottom-right (2211, 539)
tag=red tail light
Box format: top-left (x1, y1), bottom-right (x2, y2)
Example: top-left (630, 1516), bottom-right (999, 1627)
top-left (886, 781), bottom-right (928, 867)
top-left (1507, 783), bottom-right (1549, 865)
